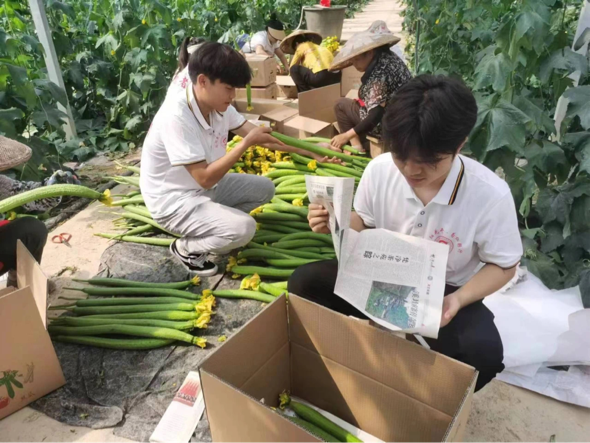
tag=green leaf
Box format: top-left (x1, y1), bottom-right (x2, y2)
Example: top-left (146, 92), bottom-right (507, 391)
top-left (469, 97), bottom-right (531, 157)
top-left (514, 9), bottom-right (550, 55)
top-left (525, 140), bottom-right (567, 174)
top-left (47, 0), bottom-right (75, 18)
top-left (564, 86), bottom-right (590, 130)
top-left (112, 11), bottom-right (127, 32)
top-left (539, 222), bottom-right (564, 253)
top-left (513, 94), bottom-right (555, 134)
top-left (539, 48), bottom-right (588, 84)
top-left (573, 27), bottom-right (590, 52)
top-left (570, 195), bottom-right (590, 233)
top-left (565, 132), bottom-right (590, 175)
top-left (123, 48), bottom-right (148, 70)
top-left (0, 108), bottom-right (25, 137)
top-left (96, 33), bottom-right (118, 51)
top-left (522, 252), bottom-right (562, 288)
top-left (473, 47), bottom-right (513, 92)
top-left (32, 107), bottom-right (67, 129)
top-left (5, 63), bottom-right (27, 86)
top-left (140, 25), bottom-right (166, 48)
top-left (124, 115), bottom-right (142, 131)
top-left (34, 79), bottom-right (67, 107)
top-left (536, 187), bottom-right (573, 225)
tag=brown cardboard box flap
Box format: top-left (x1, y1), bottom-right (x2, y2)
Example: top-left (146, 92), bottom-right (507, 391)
top-left (16, 239), bottom-right (48, 327)
top-left (288, 295), bottom-right (476, 416)
top-left (284, 116), bottom-right (331, 134)
top-left (298, 84), bottom-right (340, 123)
top-left (261, 106), bottom-right (298, 123)
top-left (245, 54), bottom-right (277, 87)
top-left (0, 286), bottom-right (65, 419)
top-left (276, 75), bottom-right (296, 87)
top-left (234, 98), bottom-right (285, 115)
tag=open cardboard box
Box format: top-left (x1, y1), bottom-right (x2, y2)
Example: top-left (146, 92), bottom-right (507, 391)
top-left (200, 295), bottom-right (478, 442)
top-left (236, 83), bottom-right (278, 100)
top-left (233, 98), bottom-right (287, 115)
top-left (245, 54), bottom-right (277, 87)
top-left (284, 84), bottom-right (341, 139)
top-left (0, 241), bottom-right (65, 419)
top-left (341, 65), bottom-right (363, 97)
top-left (276, 75), bottom-right (298, 99)
top-left (260, 106), bottom-right (299, 133)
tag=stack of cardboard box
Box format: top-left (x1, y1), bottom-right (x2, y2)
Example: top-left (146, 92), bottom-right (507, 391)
top-left (236, 54), bottom-right (278, 100)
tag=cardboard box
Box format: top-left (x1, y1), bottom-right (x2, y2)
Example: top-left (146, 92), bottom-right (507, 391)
top-left (233, 98), bottom-right (286, 115)
top-left (367, 135), bottom-right (384, 158)
top-left (236, 83), bottom-right (277, 100)
top-left (200, 295), bottom-right (478, 442)
top-left (260, 106), bottom-right (299, 133)
top-left (245, 54), bottom-right (277, 87)
top-left (276, 75), bottom-right (298, 99)
top-left (284, 84), bottom-right (341, 138)
top-left (340, 65), bottom-right (363, 97)
top-left (0, 241), bottom-right (66, 420)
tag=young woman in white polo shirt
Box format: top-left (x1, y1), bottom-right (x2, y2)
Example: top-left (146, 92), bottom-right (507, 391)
top-left (141, 42), bottom-right (339, 276)
top-left (289, 75), bottom-right (523, 391)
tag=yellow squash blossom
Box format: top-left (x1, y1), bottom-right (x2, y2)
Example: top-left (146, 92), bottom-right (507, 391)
top-left (232, 135), bottom-right (243, 142)
top-left (195, 312), bottom-right (211, 328)
top-left (247, 273), bottom-right (261, 290)
top-left (100, 189), bottom-right (113, 206)
top-left (194, 337), bottom-right (207, 349)
top-left (191, 275), bottom-right (201, 286)
top-left (218, 335), bottom-right (227, 342)
top-left (202, 289), bottom-right (213, 298)
top-left (246, 105), bottom-right (254, 112)
top-left (250, 206), bottom-right (263, 216)
top-left (307, 160), bottom-right (317, 171)
top-left (292, 198), bottom-right (304, 207)
top-left (226, 256), bottom-right (238, 271)
top-left (232, 273), bottom-right (241, 279)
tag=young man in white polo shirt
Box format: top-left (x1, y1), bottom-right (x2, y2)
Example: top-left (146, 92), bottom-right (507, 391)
top-left (289, 75), bottom-right (523, 391)
top-left (141, 42), bottom-right (338, 276)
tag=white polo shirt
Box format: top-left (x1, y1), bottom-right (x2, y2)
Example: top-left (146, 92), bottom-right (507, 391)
top-left (354, 153), bottom-right (523, 286)
top-left (140, 84), bottom-right (246, 219)
top-left (241, 31), bottom-right (279, 55)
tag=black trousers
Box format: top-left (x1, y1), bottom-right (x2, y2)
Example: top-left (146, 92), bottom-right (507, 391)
top-left (0, 218), bottom-right (48, 276)
top-left (288, 259), bottom-right (504, 392)
top-left (290, 65), bottom-right (341, 93)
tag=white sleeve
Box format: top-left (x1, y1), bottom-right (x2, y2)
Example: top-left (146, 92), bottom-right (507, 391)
top-left (226, 105), bottom-right (246, 130)
top-left (250, 32), bottom-right (271, 53)
top-left (353, 165), bottom-right (376, 228)
top-left (161, 114), bottom-right (206, 166)
top-left (474, 191), bottom-right (523, 268)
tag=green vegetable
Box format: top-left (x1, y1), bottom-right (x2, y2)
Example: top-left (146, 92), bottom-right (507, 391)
top-left (230, 266), bottom-right (295, 279)
top-left (273, 175), bottom-right (308, 185)
top-left (275, 186), bottom-right (308, 195)
top-left (59, 297), bottom-right (193, 306)
top-left (303, 137), bottom-right (361, 155)
top-left (212, 289), bottom-right (275, 303)
top-left (121, 224), bottom-right (154, 236)
top-left (264, 169), bottom-right (309, 179)
top-left (272, 162), bottom-right (314, 172)
top-left (109, 176), bottom-right (140, 187)
top-left (85, 311), bottom-right (200, 320)
top-left (123, 205), bottom-right (152, 218)
top-left (0, 184), bottom-right (110, 214)
top-left (252, 212), bottom-right (306, 222)
top-left (110, 195), bottom-right (145, 206)
top-left (276, 176), bottom-right (308, 188)
top-left (288, 416), bottom-right (340, 442)
top-left (272, 239), bottom-right (326, 249)
top-left (248, 242), bottom-right (326, 259)
top-left (50, 317), bottom-right (198, 331)
top-left (253, 233), bottom-right (289, 243)
top-left (259, 282), bottom-right (287, 297)
top-left (315, 168), bottom-right (337, 177)
top-left (274, 221), bottom-right (312, 230)
top-left (95, 233), bottom-right (174, 246)
top-left (290, 400), bottom-right (363, 442)
top-left (270, 194), bottom-right (307, 202)
top-left (258, 224), bottom-right (301, 234)
top-left (48, 324), bottom-right (205, 346)
top-left (317, 163), bottom-right (363, 178)
top-left (271, 133), bottom-right (356, 162)
top-left (263, 203), bottom-right (308, 218)
top-left (290, 152), bottom-right (315, 165)
top-left (266, 258), bottom-right (318, 267)
top-left (121, 212), bottom-right (179, 236)
top-left (238, 249), bottom-right (297, 260)
top-left (279, 232), bottom-right (333, 245)
top-left (63, 286), bottom-right (200, 300)
top-left (66, 303), bottom-right (197, 316)
top-left (72, 276), bottom-right (199, 290)
top-left (52, 336), bottom-right (174, 350)
top-left (269, 281), bottom-right (289, 289)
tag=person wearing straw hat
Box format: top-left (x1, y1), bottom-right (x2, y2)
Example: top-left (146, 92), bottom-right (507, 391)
top-left (280, 30), bottom-right (341, 93)
top-left (0, 137), bottom-right (49, 290)
top-left (239, 14), bottom-right (290, 74)
top-left (329, 21), bottom-right (412, 154)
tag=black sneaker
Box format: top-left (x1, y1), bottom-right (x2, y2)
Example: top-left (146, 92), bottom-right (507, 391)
top-left (169, 240), bottom-right (218, 277)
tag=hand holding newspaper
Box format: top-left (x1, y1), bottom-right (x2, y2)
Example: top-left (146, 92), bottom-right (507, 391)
top-left (305, 176), bottom-right (449, 339)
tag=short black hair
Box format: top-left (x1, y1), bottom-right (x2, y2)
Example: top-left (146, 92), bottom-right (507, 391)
top-left (382, 75), bottom-right (477, 164)
top-left (266, 13), bottom-right (284, 31)
top-left (188, 42), bottom-right (251, 88)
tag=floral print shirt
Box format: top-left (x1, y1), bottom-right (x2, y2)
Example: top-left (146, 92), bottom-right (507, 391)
top-left (358, 50), bottom-right (412, 138)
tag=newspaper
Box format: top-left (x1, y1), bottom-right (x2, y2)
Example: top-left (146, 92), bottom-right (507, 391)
top-left (305, 175), bottom-right (355, 264)
top-left (305, 176), bottom-right (449, 339)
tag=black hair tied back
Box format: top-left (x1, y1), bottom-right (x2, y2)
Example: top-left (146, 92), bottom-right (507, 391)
top-left (188, 41), bottom-right (251, 88)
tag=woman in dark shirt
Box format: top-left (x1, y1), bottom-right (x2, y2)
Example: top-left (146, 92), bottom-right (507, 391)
top-left (330, 21), bottom-right (412, 155)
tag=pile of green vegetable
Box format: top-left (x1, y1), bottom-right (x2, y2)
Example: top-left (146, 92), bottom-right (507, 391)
top-left (49, 276), bottom-right (212, 349)
top-left (96, 134), bottom-right (370, 301)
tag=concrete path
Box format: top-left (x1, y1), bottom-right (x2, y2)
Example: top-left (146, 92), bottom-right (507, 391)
top-left (341, 0), bottom-right (405, 49)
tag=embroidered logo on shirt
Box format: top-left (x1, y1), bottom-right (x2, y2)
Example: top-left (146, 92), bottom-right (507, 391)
top-left (429, 228), bottom-right (464, 254)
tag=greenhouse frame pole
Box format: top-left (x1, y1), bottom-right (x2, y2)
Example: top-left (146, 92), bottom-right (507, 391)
top-left (28, 0), bottom-right (77, 139)
top-left (554, 0), bottom-right (590, 140)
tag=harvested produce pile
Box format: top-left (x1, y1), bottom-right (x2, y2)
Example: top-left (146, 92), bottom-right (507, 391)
top-left (94, 134), bottom-right (371, 300)
top-left (49, 277), bottom-right (213, 349)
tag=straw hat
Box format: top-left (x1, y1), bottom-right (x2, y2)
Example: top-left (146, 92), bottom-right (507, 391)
top-left (330, 20), bottom-right (400, 71)
top-left (0, 136), bottom-right (32, 172)
top-left (268, 27), bottom-right (286, 42)
top-left (280, 30), bottom-right (322, 55)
